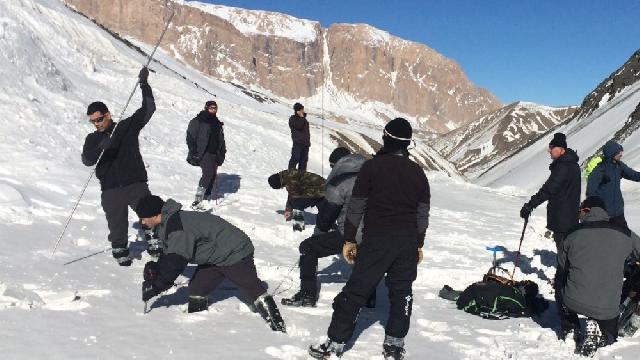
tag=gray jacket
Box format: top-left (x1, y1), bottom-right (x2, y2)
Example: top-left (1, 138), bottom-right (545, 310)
top-left (559, 207), bottom-right (640, 320)
top-left (152, 199), bottom-right (254, 291)
top-left (315, 154), bottom-right (366, 243)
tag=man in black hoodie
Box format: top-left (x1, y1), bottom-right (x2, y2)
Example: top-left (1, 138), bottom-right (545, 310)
top-left (186, 100), bottom-right (227, 210)
top-left (519, 132), bottom-right (580, 335)
top-left (288, 102), bottom-right (310, 171)
top-left (81, 67), bottom-right (155, 266)
top-left (309, 118), bottom-right (430, 360)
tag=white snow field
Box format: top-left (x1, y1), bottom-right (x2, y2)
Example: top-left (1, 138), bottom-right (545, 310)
top-left (0, 0), bottom-right (639, 359)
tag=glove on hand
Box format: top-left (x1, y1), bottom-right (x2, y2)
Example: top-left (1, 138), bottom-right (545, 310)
top-left (342, 242), bottom-right (357, 265)
top-left (143, 261), bottom-right (159, 282)
top-left (138, 67), bottom-right (149, 84)
top-left (520, 204), bottom-right (533, 219)
top-left (142, 280), bottom-right (161, 302)
top-left (418, 248), bottom-right (424, 265)
top-left (186, 154), bottom-right (201, 166)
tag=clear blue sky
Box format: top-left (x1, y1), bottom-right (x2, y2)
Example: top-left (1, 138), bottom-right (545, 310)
top-left (198, 0), bottom-right (640, 107)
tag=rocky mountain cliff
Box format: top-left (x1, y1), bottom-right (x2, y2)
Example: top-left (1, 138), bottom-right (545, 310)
top-left (63, 0), bottom-right (501, 133)
top-left (433, 102), bottom-right (575, 178)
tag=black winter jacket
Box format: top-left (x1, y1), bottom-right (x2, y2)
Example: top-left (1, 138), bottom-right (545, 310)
top-left (81, 83), bottom-right (155, 191)
top-left (186, 111), bottom-right (226, 165)
top-left (526, 148), bottom-right (581, 233)
top-left (289, 114), bottom-right (310, 146)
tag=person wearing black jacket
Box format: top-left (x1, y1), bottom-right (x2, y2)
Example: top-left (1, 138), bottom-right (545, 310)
top-left (519, 132), bottom-right (580, 331)
top-left (309, 118), bottom-right (430, 360)
top-left (81, 67), bottom-right (155, 266)
top-left (288, 102), bottom-right (310, 171)
top-left (186, 100), bottom-right (227, 209)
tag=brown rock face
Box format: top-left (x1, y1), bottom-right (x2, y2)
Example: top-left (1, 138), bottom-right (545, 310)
top-left (64, 0), bottom-right (501, 132)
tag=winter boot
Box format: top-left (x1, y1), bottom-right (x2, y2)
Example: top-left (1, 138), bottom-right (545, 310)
top-left (382, 335), bottom-right (406, 360)
top-left (111, 243), bottom-right (131, 266)
top-left (254, 294), bottom-right (286, 332)
top-left (577, 318), bottom-right (602, 357)
top-left (191, 186), bottom-right (206, 210)
top-left (292, 209), bottom-right (305, 231)
top-left (308, 339), bottom-right (345, 359)
top-left (281, 290), bottom-right (317, 307)
top-left (187, 295), bottom-right (209, 313)
top-left (620, 313), bottom-right (640, 338)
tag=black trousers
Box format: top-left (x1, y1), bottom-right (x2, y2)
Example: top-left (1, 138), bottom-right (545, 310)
top-left (554, 232), bottom-right (568, 318)
top-left (299, 231), bottom-right (346, 294)
top-left (198, 153), bottom-right (219, 198)
top-left (101, 182), bottom-right (151, 247)
top-left (188, 256), bottom-right (266, 302)
top-left (288, 143), bottom-right (309, 171)
top-left (327, 235), bottom-right (418, 343)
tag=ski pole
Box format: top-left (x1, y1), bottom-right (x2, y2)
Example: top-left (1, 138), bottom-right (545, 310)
top-left (510, 218), bottom-right (529, 280)
top-left (270, 260), bottom-right (299, 296)
top-left (53, 8), bottom-right (176, 255)
top-left (63, 247), bottom-right (111, 266)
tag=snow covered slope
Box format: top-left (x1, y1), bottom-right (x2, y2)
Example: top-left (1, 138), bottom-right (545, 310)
top-left (1, 0), bottom-right (639, 359)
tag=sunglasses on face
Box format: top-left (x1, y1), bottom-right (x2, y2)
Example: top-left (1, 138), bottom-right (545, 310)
top-left (207, 106), bottom-right (217, 110)
top-left (89, 115), bottom-right (106, 124)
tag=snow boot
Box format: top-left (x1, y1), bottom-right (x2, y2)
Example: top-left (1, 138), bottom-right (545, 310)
top-left (254, 294), bottom-right (286, 332)
top-left (281, 290), bottom-right (317, 307)
top-left (382, 335), bottom-right (405, 360)
top-left (620, 313), bottom-right (640, 338)
top-left (308, 339), bottom-right (345, 359)
top-left (187, 295), bottom-right (209, 313)
top-left (191, 186), bottom-right (206, 210)
top-left (577, 318), bottom-right (601, 357)
top-left (292, 209), bottom-right (305, 231)
top-left (111, 243), bottom-right (131, 266)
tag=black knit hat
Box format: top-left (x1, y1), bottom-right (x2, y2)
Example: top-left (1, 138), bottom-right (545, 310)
top-left (205, 100), bottom-right (217, 109)
top-left (87, 101), bottom-right (109, 115)
top-left (580, 196), bottom-right (606, 210)
top-left (293, 102), bottom-right (304, 112)
top-left (549, 132), bottom-right (567, 149)
top-left (329, 147), bottom-right (350, 166)
top-left (135, 195), bottom-right (165, 218)
top-left (384, 118), bottom-right (412, 142)
top-left (268, 173), bottom-right (282, 189)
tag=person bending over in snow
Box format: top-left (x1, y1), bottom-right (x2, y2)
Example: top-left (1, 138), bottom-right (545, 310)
top-left (586, 140), bottom-right (640, 229)
top-left (185, 100), bottom-right (226, 210)
top-left (267, 168), bottom-right (325, 231)
top-left (282, 147), bottom-right (376, 308)
top-left (557, 196), bottom-right (640, 356)
top-left (309, 118), bottom-right (430, 360)
top-left (81, 67), bottom-right (159, 266)
top-left (519, 132), bottom-right (580, 324)
top-left (135, 195), bottom-right (286, 333)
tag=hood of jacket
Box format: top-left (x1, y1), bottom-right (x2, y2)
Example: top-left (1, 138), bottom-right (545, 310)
top-left (602, 140), bottom-right (623, 159)
top-left (161, 199), bottom-right (182, 224)
top-left (327, 154), bottom-right (367, 185)
top-left (580, 206), bottom-right (610, 223)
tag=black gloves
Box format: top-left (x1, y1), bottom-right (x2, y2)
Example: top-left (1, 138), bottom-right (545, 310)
top-left (143, 261), bottom-right (159, 282)
top-left (187, 153), bottom-right (201, 166)
top-left (142, 280), bottom-right (161, 302)
top-left (138, 67), bottom-right (149, 84)
top-left (520, 203), bottom-right (533, 219)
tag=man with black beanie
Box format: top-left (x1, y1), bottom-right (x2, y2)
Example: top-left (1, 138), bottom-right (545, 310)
top-left (186, 100), bottom-right (227, 210)
top-left (81, 67), bottom-right (156, 266)
top-left (309, 118), bottom-right (430, 359)
top-left (519, 132), bottom-right (580, 334)
top-left (288, 102), bottom-right (310, 170)
top-left (135, 195), bottom-right (286, 333)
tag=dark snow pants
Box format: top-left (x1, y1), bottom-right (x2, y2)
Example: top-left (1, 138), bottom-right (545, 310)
top-left (554, 232), bottom-right (568, 320)
top-left (188, 255), bottom-right (266, 302)
top-left (327, 234), bottom-right (418, 343)
top-left (198, 153), bottom-right (219, 198)
top-left (101, 182), bottom-right (151, 248)
top-left (288, 143), bottom-right (309, 171)
top-left (299, 231), bottom-right (346, 294)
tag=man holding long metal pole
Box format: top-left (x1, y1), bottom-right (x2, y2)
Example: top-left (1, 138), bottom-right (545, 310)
top-left (81, 67), bottom-right (156, 266)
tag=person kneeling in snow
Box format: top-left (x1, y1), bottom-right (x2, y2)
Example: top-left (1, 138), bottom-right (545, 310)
top-left (267, 169), bottom-right (325, 231)
top-left (558, 196), bottom-right (640, 356)
top-left (135, 195), bottom-right (286, 332)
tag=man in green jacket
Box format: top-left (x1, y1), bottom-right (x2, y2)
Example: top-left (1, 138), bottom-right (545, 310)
top-left (135, 195), bottom-right (285, 332)
top-left (268, 169), bottom-right (326, 231)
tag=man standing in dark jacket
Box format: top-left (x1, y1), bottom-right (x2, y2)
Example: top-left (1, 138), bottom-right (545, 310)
top-left (310, 118), bottom-right (430, 360)
top-left (136, 195), bottom-right (286, 332)
top-left (281, 147), bottom-right (367, 307)
top-left (558, 196), bottom-right (640, 355)
top-left (586, 140), bottom-right (640, 228)
top-left (82, 67), bottom-right (155, 266)
top-left (520, 132), bottom-right (580, 318)
top-left (288, 102), bottom-right (310, 171)
top-left (186, 100), bottom-right (227, 210)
